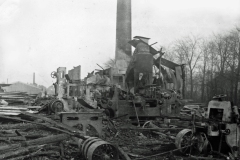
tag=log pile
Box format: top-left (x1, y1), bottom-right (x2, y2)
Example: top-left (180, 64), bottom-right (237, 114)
top-left (0, 105), bottom-right (40, 115)
top-left (0, 92), bottom-right (36, 105)
top-left (0, 114), bottom-right (78, 159)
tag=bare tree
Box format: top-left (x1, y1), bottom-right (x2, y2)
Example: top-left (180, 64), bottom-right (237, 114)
top-left (231, 28), bottom-right (240, 104)
top-left (208, 40), bottom-right (218, 99)
top-left (213, 34), bottom-right (231, 77)
top-left (199, 39), bottom-right (210, 101)
top-left (104, 58), bottom-right (116, 68)
top-left (174, 35), bottom-right (202, 99)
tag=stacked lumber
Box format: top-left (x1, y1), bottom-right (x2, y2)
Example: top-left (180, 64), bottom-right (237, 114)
top-left (0, 92), bottom-right (34, 105)
top-left (0, 105), bottom-right (40, 115)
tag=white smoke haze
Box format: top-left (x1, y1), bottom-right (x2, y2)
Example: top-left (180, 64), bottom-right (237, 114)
top-left (115, 49), bottom-right (131, 72)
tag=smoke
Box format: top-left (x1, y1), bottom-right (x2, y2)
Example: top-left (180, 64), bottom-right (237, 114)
top-left (116, 49), bottom-right (130, 60)
top-left (115, 48), bottom-right (131, 71)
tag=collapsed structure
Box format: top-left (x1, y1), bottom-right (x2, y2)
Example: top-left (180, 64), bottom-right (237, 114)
top-left (1, 0), bottom-right (240, 159)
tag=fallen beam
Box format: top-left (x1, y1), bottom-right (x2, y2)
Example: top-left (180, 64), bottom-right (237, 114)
top-left (0, 115), bottom-right (85, 138)
top-left (117, 146), bottom-right (131, 160)
top-left (8, 151), bottom-right (60, 160)
top-left (21, 112), bottom-right (81, 133)
top-left (22, 133), bottom-right (70, 146)
top-left (118, 127), bottom-right (185, 130)
top-left (0, 145), bottom-right (43, 159)
top-left (0, 122), bottom-right (47, 130)
top-left (0, 136), bottom-right (26, 141)
top-left (0, 143), bottom-right (21, 154)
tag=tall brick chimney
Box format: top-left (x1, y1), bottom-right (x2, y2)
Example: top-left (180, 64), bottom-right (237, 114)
top-left (115, 0), bottom-right (132, 72)
top-left (33, 72), bottom-right (35, 85)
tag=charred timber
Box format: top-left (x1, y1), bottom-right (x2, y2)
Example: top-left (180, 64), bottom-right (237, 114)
top-left (0, 145), bottom-right (43, 159)
top-left (22, 133), bottom-right (70, 146)
top-left (0, 122), bottom-right (47, 130)
top-left (8, 151), bottom-right (60, 160)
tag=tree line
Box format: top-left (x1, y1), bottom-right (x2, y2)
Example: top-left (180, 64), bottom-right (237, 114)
top-left (166, 27), bottom-right (240, 104)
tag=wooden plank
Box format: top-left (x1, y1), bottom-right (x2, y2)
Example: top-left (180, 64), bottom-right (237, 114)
top-left (26, 106), bottom-right (42, 109)
top-left (0, 92), bottom-right (28, 95)
top-left (0, 136), bottom-right (26, 141)
top-left (0, 115), bottom-right (85, 138)
top-left (0, 107), bottom-right (28, 110)
top-left (117, 146), bottom-right (131, 160)
top-left (0, 110), bottom-right (22, 112)
top-left (0, 123), bottom-right (48, 130)
top-left (21, 112), bottom-right (81, 133)
top-left (0, 145), bottom-right (42, 159)
top-left (22, 133), bottom-right (70, 146)
top-left (0, 144), bottom-right (21, 154)
top-left (8, 151), bottom-right (59, 160)
top-left (0, 112), bottom-right (20, 115)
top-left (0, 105), bottom-right (42, 109)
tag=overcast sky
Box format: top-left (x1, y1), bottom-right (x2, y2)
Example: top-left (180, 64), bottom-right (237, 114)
top-left (0, 0), bottom-right (239, 87)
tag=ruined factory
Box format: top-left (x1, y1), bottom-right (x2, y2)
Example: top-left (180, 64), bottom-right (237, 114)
top-left (0, 0), bottom-right (240, 160)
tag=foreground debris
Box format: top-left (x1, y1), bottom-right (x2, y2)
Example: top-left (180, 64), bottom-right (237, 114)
top-left (0, 106), bottom-right (189, 160)
top-left (0, 94), bottom-right (239, 160)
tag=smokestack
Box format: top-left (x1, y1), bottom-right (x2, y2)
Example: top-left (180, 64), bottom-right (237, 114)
top-left (115, 0), bottom-right (132, 60)
top-left (33, 72), bottom-right (35, 84)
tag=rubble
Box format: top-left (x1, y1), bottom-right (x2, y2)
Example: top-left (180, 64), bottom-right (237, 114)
top-left (0, 102), bottom-right (193, 160)
top-left (0, 93), bottom-right (239, 160)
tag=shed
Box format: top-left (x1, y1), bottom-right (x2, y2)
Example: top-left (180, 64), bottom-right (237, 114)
top-left (2, 82), bottom-right (42, 94)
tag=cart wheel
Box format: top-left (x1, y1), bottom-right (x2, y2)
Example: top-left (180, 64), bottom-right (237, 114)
top-left (175, 129), bottom-right (207, 155)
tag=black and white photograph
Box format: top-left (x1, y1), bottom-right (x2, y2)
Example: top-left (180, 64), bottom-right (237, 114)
top-left (0, 0), bottom-right (240, 159)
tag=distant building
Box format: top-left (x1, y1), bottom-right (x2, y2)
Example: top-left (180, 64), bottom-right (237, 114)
top-left (2, 81), bottom-right (42, 94)
top-left (0, 84), bottom-right (11, 92)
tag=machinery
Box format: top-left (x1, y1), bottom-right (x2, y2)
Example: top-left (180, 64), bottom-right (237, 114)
top-left (33, 96), bottom-right (65, 115)
top-left (51, 67), bottom-right (67, 99)
top-left (32, 67), bottom-right (71, 115)
top-left (78, 137), bottom-right (119, 160)
top-left (50, 66), bottom-right (115, 140)
top-left (50, 65), bottom-right (99, 111)
top-left (175, 94), bottom-right (240, 159)
top-left (32, 67), bottom-right (81, 115)
top-left (102, 84), bottom-right (182, 122)
top-left (45, 36), bottom-right (184, 127)
top-left (60, 110), bottom-right (108, 139)
top-left (93, 36), bottom-right (184, 123)
top-left (51, 66), bottom-right (83, 99)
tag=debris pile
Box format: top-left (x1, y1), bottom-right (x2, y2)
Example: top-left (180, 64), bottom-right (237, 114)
top-left (0, 106), bottom-right (192, 160)
top-left (106, 119), bottom-right (189, 160)
top-left (0, 92), bottom-right (35, 105)
top-left (0, 93), bottom-right (237, 160)
top-left (0, 112), bottom-right (77, 159)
